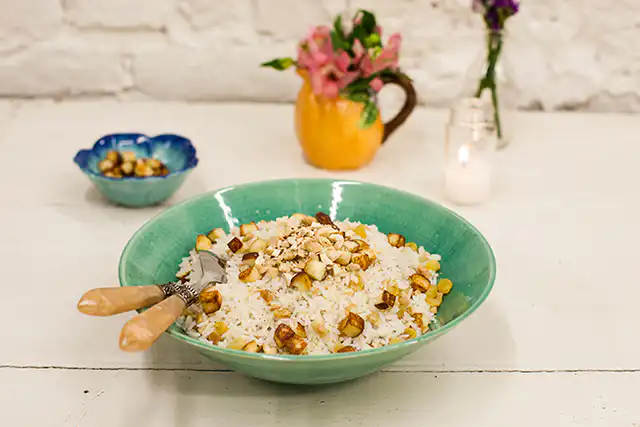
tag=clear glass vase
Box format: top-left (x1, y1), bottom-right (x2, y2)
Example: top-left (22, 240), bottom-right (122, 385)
top-left (458, 29), bottom-right (517, 149)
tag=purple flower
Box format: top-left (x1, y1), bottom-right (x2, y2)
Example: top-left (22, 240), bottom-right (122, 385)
top-left (472, 0), bottom-right (520, 30)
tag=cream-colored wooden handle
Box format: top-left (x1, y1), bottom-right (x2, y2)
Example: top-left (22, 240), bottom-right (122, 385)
top-left (77, 286), bottom-right (165, 316)
top-left (118, 294), bottom-right (186, 352)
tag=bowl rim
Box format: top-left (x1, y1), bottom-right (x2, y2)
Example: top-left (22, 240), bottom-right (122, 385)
top-left (118, 178), bottom-right (497, 361)
top-left (73, 132), bottom-right (199, 181)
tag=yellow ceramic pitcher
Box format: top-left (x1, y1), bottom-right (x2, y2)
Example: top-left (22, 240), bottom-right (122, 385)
top-left (295, 70), bottom-right (417, 170)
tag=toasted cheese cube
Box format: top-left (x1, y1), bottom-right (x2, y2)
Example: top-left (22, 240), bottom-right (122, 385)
top-left (387, 233), bottom-right (406, 248)
top-left (290, 271), bottom-right (312, 292)
top-left (374, 290), bottom-right (396, 310)
top-left (227, 237), bottom-right (243, 253)
top-left (199, 287), bottom-right (222, 314)
top-left (240, 222), bottom-right (259, 236)
top-left (304, 259), bottom-right (327, 281)
top-left (338, 312), bottom-right (365, 338)
top-left (238, 266), bottom-right (262, 283)
top-left (274, 323), bottom-right (295, 348)
top-left (410, 273), bottom-right (430, 293)
top-left (195, 234), bottom-right (213, 251)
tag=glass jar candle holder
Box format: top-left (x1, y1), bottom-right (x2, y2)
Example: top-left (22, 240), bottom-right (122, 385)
top-left (443, 98), bottom-right (497, 206)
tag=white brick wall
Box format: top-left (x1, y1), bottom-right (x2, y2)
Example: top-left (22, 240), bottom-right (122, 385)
top-left (0, 0), bottom-right (638, 112)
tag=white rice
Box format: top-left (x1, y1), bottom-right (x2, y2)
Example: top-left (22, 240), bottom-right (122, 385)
top-left (175, 215), bottom-right (445, 355)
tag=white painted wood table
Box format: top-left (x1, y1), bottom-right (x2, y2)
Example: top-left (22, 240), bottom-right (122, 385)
top-left (0, 101), bottom-right (638, 426)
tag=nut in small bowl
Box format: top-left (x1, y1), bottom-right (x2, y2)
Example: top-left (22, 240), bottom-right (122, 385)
top-left (73, 133), bottom-right (198, 207)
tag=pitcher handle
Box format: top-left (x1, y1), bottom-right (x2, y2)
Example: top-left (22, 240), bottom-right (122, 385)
top-left (381, 74), bottom-right (418, 143)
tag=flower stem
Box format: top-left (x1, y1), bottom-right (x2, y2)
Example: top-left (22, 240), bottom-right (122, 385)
top-left (475, 31), bottom-right (504, 139)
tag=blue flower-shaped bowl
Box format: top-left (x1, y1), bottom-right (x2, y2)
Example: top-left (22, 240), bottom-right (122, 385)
top-left (73, 133), bottom-right (198, 207)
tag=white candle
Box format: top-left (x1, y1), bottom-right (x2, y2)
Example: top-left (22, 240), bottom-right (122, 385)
top-left (444, 144), bottom-right (492, 205)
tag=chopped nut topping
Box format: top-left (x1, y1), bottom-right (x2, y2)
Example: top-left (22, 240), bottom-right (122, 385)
top-left (343, 240), bottom-right (360, 252)
top-left (265, 267), bottom-right (279, 278)
top-left (335, 251), bottom-right (352, 266)
top-left (316, 227), bottom-right (334, 238)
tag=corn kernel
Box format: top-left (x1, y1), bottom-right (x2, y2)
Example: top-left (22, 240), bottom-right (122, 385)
top-left (214, 321), bottom-right (228, 336)
top-left (437, 278), bottom-right (453, 294)
top-left (418, 252), bottom-right (431, 262)
top-left (425, 286), bottom-right (438, 299)
top-left (405, 242), bottom-right (418, 252)
top-left (389, 336), bottom-right (404, 345)
top-left (426, 295), bottom-right (442, 307)
top-left (403, 327), bottom-right (417, 339)
top-left (425, 259), bottom-right (440, 271)
top-left (354, 224), bottom-right (367, 238)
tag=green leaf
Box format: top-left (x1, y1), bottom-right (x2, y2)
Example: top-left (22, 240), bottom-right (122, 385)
top-left (333, 14), bottom-right (344, 36)
top-left (359, 100), bottom-right (378, 129)
top-left (260, 57), bottom-right (295, 71)
top-left (351, 25), bottom-right (368, 46)
top-left (331, 15), bottom-right (351, 52)
top-left (358, 9), bottom-right (377, 34)
top-left (347, 76), bottom-right (375, 93)
top-left (346, 91), bottom-right (369, 103)
top-left (331, 31), bottom-right (349, 52)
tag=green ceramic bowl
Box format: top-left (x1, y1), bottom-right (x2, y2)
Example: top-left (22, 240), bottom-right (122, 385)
top-left (119, 179), bottom-right (496, 384)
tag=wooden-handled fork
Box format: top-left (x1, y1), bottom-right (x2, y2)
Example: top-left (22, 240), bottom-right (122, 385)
top-left (77, 251), bottom-right (227, 353)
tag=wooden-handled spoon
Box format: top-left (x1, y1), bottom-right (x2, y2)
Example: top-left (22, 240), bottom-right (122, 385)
top-left (118, 251), bottom-right (226, 352)
top-left (77, 285), bottom-right (168, 316)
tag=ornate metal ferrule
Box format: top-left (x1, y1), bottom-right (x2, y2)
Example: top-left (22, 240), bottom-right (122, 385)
top-left (160, 282), bottom-right (199, 306)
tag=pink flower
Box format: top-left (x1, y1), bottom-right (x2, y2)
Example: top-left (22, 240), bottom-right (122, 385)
top-left (356, 33), bottom-right (402, 77)
top-left (369, 77), bottom-right (383, 92)
top-left (352, 39), bottom-right (366, 62)
top-left (298, 25), bottom-right (333, 68)
top-left (359, 55), bottom-right (373, 77)
top-left (372, 33), bottom-right (401, 72)
top-left (302, 42), bottom-right (359, 99)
